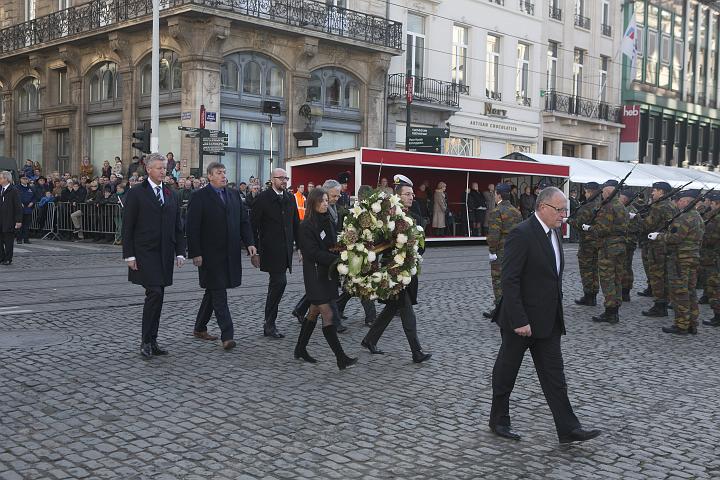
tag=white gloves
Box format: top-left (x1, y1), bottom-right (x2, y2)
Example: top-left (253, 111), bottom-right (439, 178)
top-left (488, 253), bottom-right (498, 262)
top-left (582, 224), bottom-right (591, 231)
top-left (648, 232), bottom-right (660, 241)
top-left (629, 212), bottom-right (637, 219)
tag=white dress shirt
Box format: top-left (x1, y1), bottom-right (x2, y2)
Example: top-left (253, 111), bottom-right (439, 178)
top-left (534, 212), bottom-right (560, 274)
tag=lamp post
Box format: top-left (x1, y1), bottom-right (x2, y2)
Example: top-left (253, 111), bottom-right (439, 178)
top-left (262, 101), bottom-right (282, 177)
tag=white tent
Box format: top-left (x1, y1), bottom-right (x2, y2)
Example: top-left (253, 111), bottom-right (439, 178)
top-left (505, 153), bottom-right (720, 189)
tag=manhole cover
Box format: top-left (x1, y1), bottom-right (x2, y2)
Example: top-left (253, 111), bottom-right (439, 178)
top-left (0, 330), bottom-right (74, 349)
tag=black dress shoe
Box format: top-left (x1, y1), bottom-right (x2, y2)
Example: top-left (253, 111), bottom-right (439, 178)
top-left (490, 424), bottom-right (521, 441)
top-left (140, 343), bottom-right (153, 359)
top-left (2, 260), bottom-right (12, 266)
top-left (662, 324), bottom-right (688, 335)
top-left (698, 295), bottom-right (709, 304)
top-left (291, 310), bottom-right (304, 324)
top-left (637, 287), bottom-right (652, 297)
top-left (150, 342), bottom-right (168, 355)
top-left (559, 428), bottom-right (601, 444)
top-left (361, 339), bottom-right (384, 354)
top-left (412, 351), bottom-right (432, 363)
top-left (263, 326), bottom-right (285, 338)
top-left (703, 316), bottom-right (720, 327)
top-left (482, 309), bottom-right (495, 319)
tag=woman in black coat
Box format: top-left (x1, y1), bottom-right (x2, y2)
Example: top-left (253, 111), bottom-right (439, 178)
top-left (294, 187), bottom-right (357, 370)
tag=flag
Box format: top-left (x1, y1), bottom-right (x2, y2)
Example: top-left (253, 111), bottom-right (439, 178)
top-left (622, 16), bottom-right (638, 86)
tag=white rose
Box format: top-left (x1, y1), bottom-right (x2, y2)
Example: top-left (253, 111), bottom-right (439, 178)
top-left (340, 251), bottom-right (348, 261)
top-left (337, 263), bottom-right (349, 275)
top-left (401, 275), bottom-right (412, 285)
top-left (416, 225), bottom-right (424, 232)
top-left (364, 230), bottom-right (373, 241)
top-left (371, 202), bottom-right (382, 213)
top-left (410, 266), bottom-right (417, 275)
top-left (367, 251), bottom-right (376, 262)
top-left (393, 253), bottom-right (405, 265)
top-left (387, 220), bottom-right (396, 231)
top-left (396, 233), bottom-right (408, 244)
top-left (376, 220), bottom-right (384, 228)
top-left (356, 244), bottom-right (366, 252)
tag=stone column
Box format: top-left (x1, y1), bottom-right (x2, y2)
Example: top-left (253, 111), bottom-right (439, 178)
top-left (119, 67), bottom-right (135, 165)
top-left (550, 139), bottom-right (563, 156)
top-left (2, 92), bottom-right (13, 158)
top-left (580, 143), bottom-right (593, 159)
top-left (69, 76), bottom-right (84, 174)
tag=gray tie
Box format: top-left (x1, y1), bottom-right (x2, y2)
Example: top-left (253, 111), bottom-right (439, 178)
top-left (155, 186), bottom-right (164, 206)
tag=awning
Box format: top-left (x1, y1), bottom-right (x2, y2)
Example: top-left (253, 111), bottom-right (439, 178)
top-left (504, 153), bottom-right (720, 189)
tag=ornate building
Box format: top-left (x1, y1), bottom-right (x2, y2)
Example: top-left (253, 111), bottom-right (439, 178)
top-left (0, 0), bottom-right (402, 182)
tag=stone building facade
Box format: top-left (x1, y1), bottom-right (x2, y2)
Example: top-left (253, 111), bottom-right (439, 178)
top-left (0, 0), bottom-right (401, 182)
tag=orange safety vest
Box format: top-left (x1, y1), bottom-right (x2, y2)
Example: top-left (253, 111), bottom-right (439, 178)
top-left (295, 190), bottom-right (306, 220)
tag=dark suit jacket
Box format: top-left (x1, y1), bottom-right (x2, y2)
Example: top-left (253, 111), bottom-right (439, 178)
top-left (250, 188), bottom-right (300, 273)
top-left (493, 214), bottom-right (566, 338)
top-left (186, 186), bottom-right (254, 290)
top-left (0, 185), bottom-right (22, 232)
top-left (122, 180), bottom-right (186, 287)
top-left (299, 213), bottom-right (339, 303)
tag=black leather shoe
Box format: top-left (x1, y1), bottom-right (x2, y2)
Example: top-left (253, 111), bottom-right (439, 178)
top-left (637, 287), bottom-right (652, 297)
top-left (412, 351), bottom-right (432, 363)
top-left (482, 309), bottom-right (495, 319)
top-left (698, 295), bottom-right (709, 304)
top-left (140, 343), bottom-right (153, 359)
top-left (361, 339), bottom-right (384, 354)
top-left (662, 324), bottom-right (688, 335)
top-left (150, 342), bottom-right (168, 355)
top-left (702, 316), bottom-right (720, 326)
top-left (559, 428), bottom-right (601, 444)
top-left (687, 325), bottom-right (698, 335)
top-left (264, 326), bottom-right (285, 339)
top-left (337, 354), bottom-right (358, 370)
top-left (490, 424), bottom-right (521, 441)
top-left (1, 260), bottom-right (11, 266)
top-left (291, 310), bottom-right (304, 324)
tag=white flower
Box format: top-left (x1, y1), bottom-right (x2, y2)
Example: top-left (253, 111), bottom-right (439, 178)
top-left (413, 244), bottom-right (419, 252)
top-left (393, 253), bottom-right (405, 265)
top-left (353, 277), bottom-right (363, 284)
top-left (356, 244), bottom-right (366, 252)
top-left (416, 225), bottom-right (424, 232)
top-left (396, 233), bottom-right (408, 244)
top-left (340, 251), bottom-right (348, 261)
top-left (337, 263), bottom-right (349, 275)
top-left (367, 251), bottom-right (376, 262)
top-left (363, 230), bottom-right (373, 241)
top-left (371, 272), bottom-right (382, 282)
top-left (388, 279), bottom-right (397, 288)
top-left (371, 202), bottom-right (382, 213)
top-left (401, 275), bottom-right (412, 285)
top-left (351, 205), bottom-right (363, 217)
top-left (387, 220), bottom-right (396, 232)
top-left (410, 266), bottom-right (417, 275)
top-left (370, 294), bottom-right (378, 300)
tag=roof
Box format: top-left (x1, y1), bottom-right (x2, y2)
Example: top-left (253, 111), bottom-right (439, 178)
top-left (504, 153), bottom-right (720, 189)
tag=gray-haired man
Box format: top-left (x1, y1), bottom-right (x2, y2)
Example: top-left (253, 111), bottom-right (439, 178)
top-left (0, 171), bottom-right (22, 265)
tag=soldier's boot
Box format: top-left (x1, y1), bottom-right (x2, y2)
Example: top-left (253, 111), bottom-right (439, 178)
top-left (702, 313), bottom-right (720, 327)
top-left (637, 286), bottom-right (653, 297)
top-left (698, 295), bottom-right (709, 304)
top-left (575, 293), bottom-right (597, 306)
top-left (592, 307), bottom-right (619, 324)
top-left (641, 302), bottom-right (668, 317)
top-left (621, 289), bottom-right (631, 302)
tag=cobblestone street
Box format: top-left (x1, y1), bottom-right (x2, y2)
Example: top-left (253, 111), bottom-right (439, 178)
top-left (1, 241), bottom-right (719, 479)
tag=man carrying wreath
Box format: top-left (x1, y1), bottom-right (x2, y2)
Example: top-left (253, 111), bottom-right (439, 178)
top-left (360, 174), bottom-right (432, 363)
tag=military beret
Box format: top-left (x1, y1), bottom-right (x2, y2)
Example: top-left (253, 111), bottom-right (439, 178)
top-left (584, 182), bottom-right (600, 190)
top-left (652, 181), bottom-right (672, 192)
top-left (496, 183), bottom-right (512, 194)
top-left (619, 188), bottom-right (634, 198)
top-left (676, 189), bottom-right (700, 199)
top-left (602, 179), bottom-right (619, 188)
top-left (337, 171), bottom-right (351, 184)
top-left (393, 174), bottom-right (413, 187)
top-left (707, 192), bottom-right (720, 202)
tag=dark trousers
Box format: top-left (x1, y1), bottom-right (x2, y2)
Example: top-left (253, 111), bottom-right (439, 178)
top-left (18, 213), bottom-right (31, 241)
top-left (293, 294), bottom-right (311, 317)
top-left (490, 327), bottom-right (580, 438)
top-left (141, 286), bottom-right (165, 345)
top-left (364, 291), bottom-right (421, 352)
top-left (0, 232), bottom-right (15, 261)
top-left (337, 291), bottom-right (377, 323)
top-left (265, 271), bottom-right (287, 326)
top-left (194, 288), bottom-right (234, 341)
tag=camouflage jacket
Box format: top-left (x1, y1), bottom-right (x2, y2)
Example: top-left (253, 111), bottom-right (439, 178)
top-left (633, 199), bottom-right (678, 237)
top-left (486, 200), bottom-right (522, 257)
top-left (701, 209), bottom-right (720, 260)
top-left (624, 203), bottom-right (639, 248)
top-left (591, 197), bottom-right (629, 254)
top-left (659, 209), bottom-right (705, 261)
top-left (567, 195), bottom-right (601, 244)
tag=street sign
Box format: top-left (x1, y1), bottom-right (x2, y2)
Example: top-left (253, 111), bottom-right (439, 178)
top-left (407, 135), bottom-right (441, 147)
top-left (409, 127), bottom-right (450, 138)
top-left (205, 111), bottom-right (217, 122)
top-left (411, 145), bottom-right (441, 154)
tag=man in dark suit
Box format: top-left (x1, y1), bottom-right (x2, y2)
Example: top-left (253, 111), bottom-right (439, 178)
top-left (489, 186), bottom-right (601, 444)
top-left (250, 168), bottom-right (300, 338)
top-left (0, 171), bottom-right (22, 265)
top-left (122, 153), bottom-right (186, 359)
top-left (186, 162), bottom-right (257, 350)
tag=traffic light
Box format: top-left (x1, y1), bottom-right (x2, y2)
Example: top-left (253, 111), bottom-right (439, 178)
top-left (132, 123), bottom-right (151, 154)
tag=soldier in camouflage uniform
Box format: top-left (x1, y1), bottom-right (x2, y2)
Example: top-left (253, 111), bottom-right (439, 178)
top-left (630, 182), bottom-right (678, 317)
top-left (702, 193), bottom-right (720, 327)
top-left (619, 189), bottom-right (639, 301)
top-left (697, 202), bottom-right (715, 304)
top-left (483, 183), bottom-right (522, 319)
top-left (567, 182), bottom-right (601, 306)
top-left (635, 193), bottom-right (654, 297)
top-left (583, 180), bottom-right (629, 324)
top-left (648, 190), bottom-right (705, 335)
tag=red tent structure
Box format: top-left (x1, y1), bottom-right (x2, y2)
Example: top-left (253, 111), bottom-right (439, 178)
top-left (286, 148), bottom-right (570, 241)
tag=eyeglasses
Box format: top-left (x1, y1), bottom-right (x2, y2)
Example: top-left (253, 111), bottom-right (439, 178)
top-left (542, 203), bottom-right (569, 214)
top-left (273, 176), bottom-right (290, 181)
top-left (400, 192), bottom-right (415, 197)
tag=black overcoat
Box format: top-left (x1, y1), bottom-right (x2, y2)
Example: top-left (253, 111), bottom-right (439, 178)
top-left (122, 180), bottom-right (186, 287)
top-left (250, 188), bottom-right (300, 273)
top-left (299, 213), bottom-right (339, 304)
top-left (0, 185), bottom-right (22, 232)
top-left (186, 186), bottom-right (254, 290)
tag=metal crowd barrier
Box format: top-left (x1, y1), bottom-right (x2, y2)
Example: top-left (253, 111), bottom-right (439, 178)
top-left (29, 202), bottom-right (124, 240)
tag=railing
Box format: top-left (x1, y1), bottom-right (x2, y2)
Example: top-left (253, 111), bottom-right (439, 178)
top-left (0, 0), bottom-right (403, 55)
top-left (486, 89), bottom-right (502, 101)
top-left (575, 14), bottom-right (591, 30)
top-left (544, 90), bottom-right (621, 123)
top-left (519, 0), bottom-right (534, 15)
top-left (388, 74), bottom-right (463, 108)
top-left (516, 93), bottom-right (531, 107)
top-left (601, 23), bottom-right (612, 36)
top-left (549, 5), bottom-right (562, 20)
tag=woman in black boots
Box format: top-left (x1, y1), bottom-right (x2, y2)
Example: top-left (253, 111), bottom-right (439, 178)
top-left (294, 188), bottom-right (357, 370)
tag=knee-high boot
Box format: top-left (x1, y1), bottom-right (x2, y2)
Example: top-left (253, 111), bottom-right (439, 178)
top-left (322, 325), bottom-right (357, 370)
top-left (294, 319), bottom-right (318, 363)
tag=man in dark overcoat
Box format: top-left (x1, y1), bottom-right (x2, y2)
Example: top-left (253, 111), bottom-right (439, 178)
top-left (122, 153), bottom-right (186, 359)
top-left (187, 162), bottom-right (257, 350)
top-left (0, 171), bottom-right (22, 265)
top-left (250, 168), bottom-right (300, 338)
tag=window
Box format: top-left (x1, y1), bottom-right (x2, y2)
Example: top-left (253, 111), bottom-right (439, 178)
top-left (599, 56), bottom-right (609, 102)
top-left (307, 72), bottom-right (322, 103)
top-left (16, 77), bottom-right (40, 114)
top-left (222, 54), bottom-right (286, 100)
top-left (141, 50), bottom-right (181, 95)
top-left (90, 125), bottom-right (122, 173)
top-left (89, 62), bottom-right (120, 103)
top-left (21, 133), bottom-right (42, 164)
top-left (687, 4), bottom-right (697, 97)
top-left (486, 35), bottom-right (500, 99)
top-left (0, 95), bottom-right (5, 123)
top-left (243, 61), bottom-right (262, 95)
top-left (452, 26), bottom-right (468, 86)
top-left (697, 7), bottom-right (709, 102)
top-left (446, 137), bottom-right (473, 156)
top-left (222, 119), bottom-right (281, 183)
top-left (406, 13), bottom-right (426, 79)
top-left (601, 1), bottom-right (610, 28)
top-left (709, 14), bottom-right (718, 105)
top-left (646, 26), bottom-right (658, 85)
top-left (306, 68), bottom-right (361, 110)
top-left (673, 14), bottom-right (683, 91)
top-left (57, 68), bottom-right (67, 104)
top-left (345, 82), bottom-right (360, 109)
top-left (57, 129), bottom-right (69, 157)
top-left (221, 61), bottom-right (239, 91)
top-left (267, 68), bottom-right (284, 97)
top-left (326, 76), bottom-right (341, 107)
top-left (516, 43), bottom-right (530, 104)
top-left (547, 41), bottom-right (558, 91)
top-left (305, 131), bottom-right (358, 155)
top-left (573, 49), bottom-right (584, 98)
top-left (575, 0), bottom-right (584, 17)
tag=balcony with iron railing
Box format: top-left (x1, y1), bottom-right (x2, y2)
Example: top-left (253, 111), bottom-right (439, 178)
top-left (544, 90), bottom-right (621, 123)
top-left (486, 89), bottom-right (502, 101)
top-left (601, 23), bottom-right (612, 36)
top-left (0, 0), bottom-right (403, 57)
top-left (574, 14), bottom-right (591, 30)
top-left (519, 0), bottom-right (534, 15)
top-left (548, 5), bottom-right (562, 20)
top-left (516, 92), bottom-right (531, 107)
top-left (388, 74), bottom-right (465, 108)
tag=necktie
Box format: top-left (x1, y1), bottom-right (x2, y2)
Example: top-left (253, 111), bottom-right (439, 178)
top-left (155, 186), bottom-right (164, 206)
top-left (547, 229), bottom-right (557, 272)
top-left (219, 189), bottom-right (226, 204)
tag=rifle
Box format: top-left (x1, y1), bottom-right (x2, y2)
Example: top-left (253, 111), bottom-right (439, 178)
top-left (660, 187), bottom-right (716, 232)
top-left (636, 180), bottom-right (693, 216)
top-left (565, 188), bottom-right (603, 221)
top-left (588, 164), bottom-right (638, 224)
top-left (703, 206), bottom-right (720, 225)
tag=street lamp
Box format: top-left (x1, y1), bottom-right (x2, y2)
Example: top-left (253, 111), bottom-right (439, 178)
top-left (262, 100), bottom-right (281, 175)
